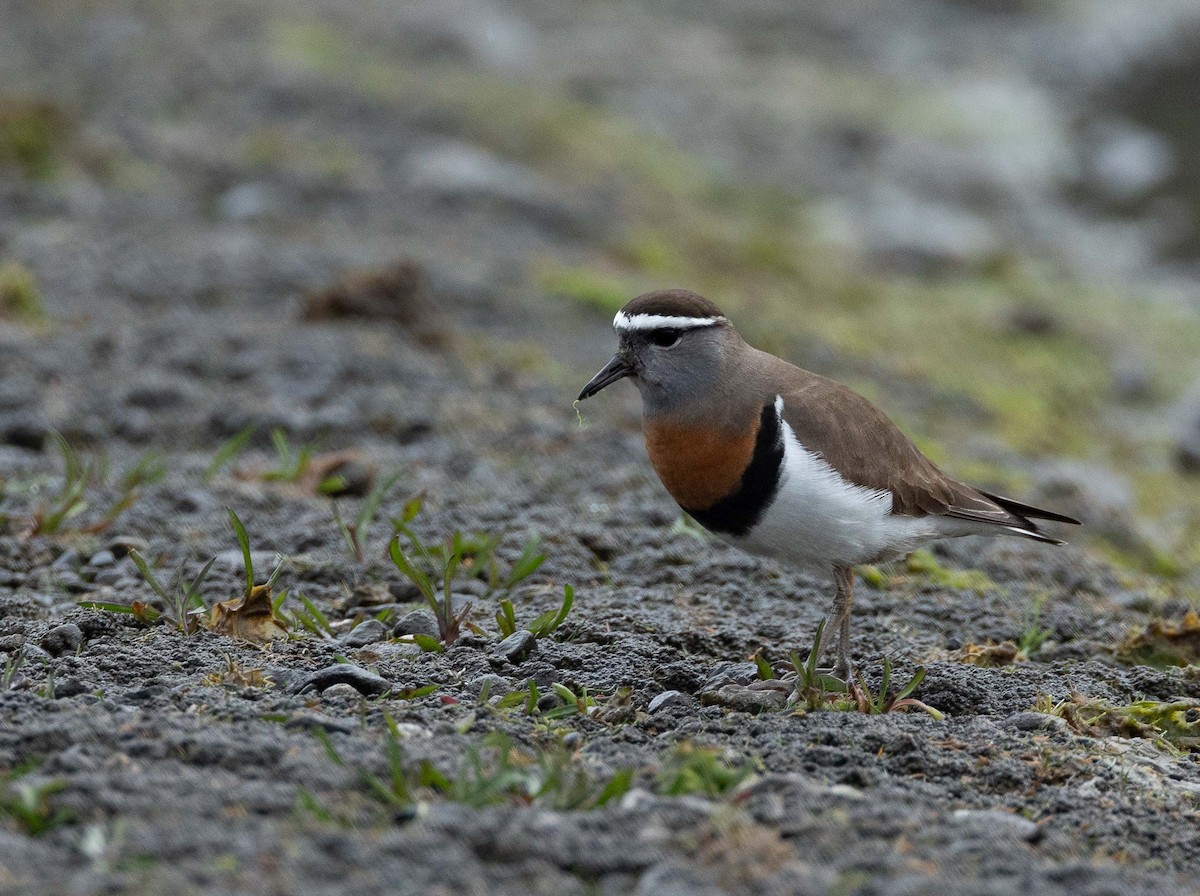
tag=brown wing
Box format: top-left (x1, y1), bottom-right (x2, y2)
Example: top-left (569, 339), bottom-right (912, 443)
top-left (770, 360), bottom-right (1075, 535)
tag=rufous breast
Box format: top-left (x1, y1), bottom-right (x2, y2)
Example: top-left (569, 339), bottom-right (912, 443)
top-left (642, 414), bottom-right (759, 511)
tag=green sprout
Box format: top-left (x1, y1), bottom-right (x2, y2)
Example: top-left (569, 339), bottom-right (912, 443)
top-left (0, 764), bottom-right (72, 836)
top-left (204, 424), bottom-right (257, 482)
top-left (656, 742), bottom-right (754, 799)
top-left (331, 469), bottom-right (404, 563)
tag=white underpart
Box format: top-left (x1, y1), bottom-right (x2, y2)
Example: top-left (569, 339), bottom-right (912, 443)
top-left (613, 312), bottom-right (726, 331)
top-left (726, 396), bottom-right (939, 569)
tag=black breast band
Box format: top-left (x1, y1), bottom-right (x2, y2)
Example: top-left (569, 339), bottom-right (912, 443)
top-left (685, 401), bottom-right (785, 537)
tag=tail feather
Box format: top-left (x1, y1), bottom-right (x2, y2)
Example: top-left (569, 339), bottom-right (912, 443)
top-left (977, 489), bottom-right (1081, 526)
top-left (940, 488), bottom-right (1079, 545)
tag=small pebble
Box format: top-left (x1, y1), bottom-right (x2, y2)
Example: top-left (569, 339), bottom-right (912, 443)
top-left (41, 623), bottom-right (83, 656)
top-left (291, 663), bottom-right (392, 696)
top-left (52, 550), bottom-right (81, 571)
top-left (104, 535), bottom-right (148, 558)
top-left (468, 673), bottom-right (511, 699)
top-left (342, 618), bottom-right (388, 647)
top-left (393, 610), bottom-right (439, 639)
top-left (88, 550), bottom-right (116, 568)
top-left (53, 677), bottom-right (88, 698)
top-left (648, 690), bottom-right (688, 713)
top-left (321, 683), bottom-right (363, 700)
top-left (494, 630), bottom-right (537, 664)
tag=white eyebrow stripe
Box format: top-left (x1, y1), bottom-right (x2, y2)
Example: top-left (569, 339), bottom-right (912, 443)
top-left (613, 312), bottom-right (726, 331)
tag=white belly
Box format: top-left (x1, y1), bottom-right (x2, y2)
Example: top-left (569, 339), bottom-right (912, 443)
top-left (725, 400), bottom-right (938, 569)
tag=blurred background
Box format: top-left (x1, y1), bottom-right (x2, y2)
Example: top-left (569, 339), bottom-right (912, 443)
top-left (3, 0), bottom-right (1200, 587)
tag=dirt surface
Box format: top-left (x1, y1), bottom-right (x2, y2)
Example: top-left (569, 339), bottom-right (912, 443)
top-left (3, 2), bottom-right (1200, 894)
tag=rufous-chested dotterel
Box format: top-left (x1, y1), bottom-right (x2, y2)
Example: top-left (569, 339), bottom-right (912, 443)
top-left (577, 289), bottom-right (1079, 678)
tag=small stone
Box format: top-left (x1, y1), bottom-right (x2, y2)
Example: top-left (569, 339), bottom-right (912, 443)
top-left (1004, 711), bottom-right (1069, 733)
top-left (21, 644), bottom-right (51, 664)
top-left (40, 623), bottom-right (83, 656)
top-left (53, 677), bottom-right (87, 698)
top-left (321, 683), bottom-right (362, 700)
top-left (104, 536), bottom-right (147, 558)
top-left (950, 808), bottom-right (1039, 842)
top-left (700, 684), bottom-right (788, 714)
top-left (87, 550), bottom-right (115, 568)
top-left (0, 569), bottom-right (22, 588)
top-left (700, 662), bottom-right (759, 692)
top-left (92, 569), bottom-right (124, 587)
top-left (0, 634), bottom-right (25, 652)
top-left (291, 664), bottom-right (392, 697)
top-left (342, 618), bottom-right (388, 647)
top-left (648, 690), bottom-right (688, 713)
top-left (469, 674), bottom-right (511, 699)
top-left (319, 459), bottom-right (373, 498)
top-left (493, 630), bottom-right (537, 664)
top-left (388, 581), bottom-right (424, 602)
top-left (51, 550), bottom-right (81, 571)
top-left (393, 610), bottom-right (438, 639)
top-left (578, 529), bottom-right (619, 561)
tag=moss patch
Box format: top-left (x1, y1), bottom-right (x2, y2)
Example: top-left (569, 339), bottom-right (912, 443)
top-left (0, 262), bottom-right (45, 323)
top-left (905, 549), bottom-right (994, 593)
top-left (1038, 694), bottom-right (1200, 752)
top-left (0, 96), bottom-right (70, 180)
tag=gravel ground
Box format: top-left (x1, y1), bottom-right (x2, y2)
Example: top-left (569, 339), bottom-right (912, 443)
top-left (2, 2), bottom-right (1200, 894)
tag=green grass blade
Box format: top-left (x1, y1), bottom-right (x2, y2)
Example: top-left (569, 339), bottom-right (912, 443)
top-left (227, 508), bottom-right (254, 594)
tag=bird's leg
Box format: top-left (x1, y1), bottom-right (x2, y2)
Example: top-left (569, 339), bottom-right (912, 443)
top-left (829, 564), bottom-right (855, 681)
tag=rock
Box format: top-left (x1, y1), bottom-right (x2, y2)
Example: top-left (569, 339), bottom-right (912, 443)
top-left (700, 662), bottom-right (759, 692)
top-left (342, 618), bottom-right (388, 647)
top-left (578, 528), bottom-right (620, 561)
top-left (0, 634), bottom-right (25, 652)
top-left (87, 549), bottom-right (115, 568)
top-left (0, 569), bottom-right (22, 588)
top-left (635, 863), bottom-right (727, 896)
top-left (20, 643), bottom-right (51, 664)
top-left (1004, 711), bottom-right (1069, 733)
top-left (92, 569), bottom-right (124, 587)
top-left (648, 690), bottom-right (689, 713)
top-left (291, 664), bottom-right (392, 697)
top-left (51, 549), bottom-right (81, 570)
top-left (40, 623), bottom-right (83, 656)
top-left (321, 683), bottom-right (363, 700)
top-left (103, 535), bottom-right (147, 558)
top-left (468, 673), bottom-right (511, 699)
top-left (493, 630), bottom-right (537, 664)
top-left (123, 379), bottom-right (185, 410)
top-left (318, 458), bottom-right (373, 497)
top-left (852, 187), bottom-right (1001, 275)
top-left (406, 139), bottom-right (589, 236)
top-left (217, 182), bottom-right (283, 221)
top-left (700, 684), bottom-right (788, 714)
top-left (950, 808), bottom-right (1039, 842)
top-left (388, 580), bottom-right (425, 602)
top-left (53, 677), bottom-right (87, 698)
top-left (393, 610), bottom-right (439, 639)
top-left (1084, 120), bottom-right (1174, 203)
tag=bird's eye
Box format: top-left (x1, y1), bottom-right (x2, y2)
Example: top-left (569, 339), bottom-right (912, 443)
top-left (648, 329), bottom-right (682, 348)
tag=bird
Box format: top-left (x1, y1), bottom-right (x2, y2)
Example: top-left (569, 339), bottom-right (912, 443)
top-left (576, 289), bottom-right (1079, 679)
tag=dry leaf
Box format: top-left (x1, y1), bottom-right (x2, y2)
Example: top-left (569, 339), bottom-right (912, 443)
top-left (209, 584), bottom-right (287, 643)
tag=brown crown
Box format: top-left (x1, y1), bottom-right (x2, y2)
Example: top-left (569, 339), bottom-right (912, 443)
top-left (620, 289), bottom-right (726, 320)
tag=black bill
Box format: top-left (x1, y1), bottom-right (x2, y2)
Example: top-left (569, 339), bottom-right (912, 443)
top-left (577, 354), bottom-right (633, 400)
